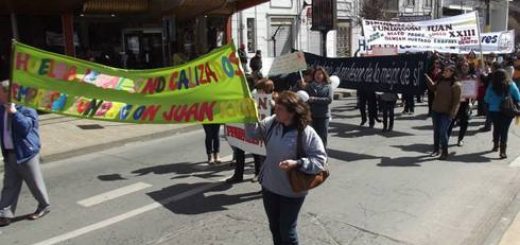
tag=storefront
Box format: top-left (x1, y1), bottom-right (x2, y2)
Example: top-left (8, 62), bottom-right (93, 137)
top-left (0, 0), bottom-right (269, 75)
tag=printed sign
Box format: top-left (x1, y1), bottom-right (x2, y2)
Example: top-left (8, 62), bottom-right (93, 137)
top-left (10, 41), bottom-right (258, 124)
top-left (362, 12), bottom-right (480, 48)
top-left (461, 80), bottom-right (479, 99)
top-left (358, 30), bottom-right (515, 54)
top-left (226, 124), bottom-right (266, 155)
top-left (268, 51), bottom-right (308, 77)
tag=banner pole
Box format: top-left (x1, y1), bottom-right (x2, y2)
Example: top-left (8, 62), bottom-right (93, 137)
top-left (475, 11), bottom-right (485, 72)
top-left (8, 39), bottom-right (16, 103)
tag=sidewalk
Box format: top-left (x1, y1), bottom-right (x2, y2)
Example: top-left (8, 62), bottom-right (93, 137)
top-left (38, 114), bottom-right (200, 163)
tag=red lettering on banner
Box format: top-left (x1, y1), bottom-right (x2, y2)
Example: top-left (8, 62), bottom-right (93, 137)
top-left (226, 126), bottom-right (245, 140)
top-left (15, 52), bottom-right (30, 71)
top-left (141, 105), bottom-right (161, 121)
top-left (173, 105), bottom-right (188, 122)
top-left (198, 64), bottom-right (207, 84)
top-left (162, 101), bottom-right (216, 122)
top-left (205, 62), bottom-right (218, 83)
top-left (199, 101), bottom-right (216, 121)
top-left (168, 72), bottom-right (179, 91)
top-left (141, 78), bottom-right (156, 94)
top-left (76, 100), bottom-right (90, 114)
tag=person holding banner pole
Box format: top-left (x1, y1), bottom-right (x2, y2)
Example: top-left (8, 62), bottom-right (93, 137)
top-left (425, 65), bottom-right (462, 160)
top-left (305, 67), bottom-right (333, 147)
top-left (0, 80), bottom-right (50, 226)
top-left (245, 91), bottom-right (327, 245)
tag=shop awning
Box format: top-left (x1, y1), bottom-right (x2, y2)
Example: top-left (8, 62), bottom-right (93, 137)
top-left (0, 0), bottom-right (269, 17)
top-left (166, 0), bottom-right (270, 20)
top-left (0, 0), bottom-right (85, 14)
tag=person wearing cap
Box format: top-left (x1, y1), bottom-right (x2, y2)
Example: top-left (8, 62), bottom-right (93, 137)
top-left (0, 80), bottom-right (50, 226)
top-left (425, 64), bottom-right (462, 160)
top-left (238, 44), bottom-right (249, 73)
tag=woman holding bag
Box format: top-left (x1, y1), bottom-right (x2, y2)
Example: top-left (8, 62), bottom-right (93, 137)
top-left (246, 91), bottom-right (327, 245)
top-left (484, 69), bottom-right (520, 158)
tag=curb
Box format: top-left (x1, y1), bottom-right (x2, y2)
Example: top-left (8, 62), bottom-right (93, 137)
top-left (40, 124), bottom-right (202, 163)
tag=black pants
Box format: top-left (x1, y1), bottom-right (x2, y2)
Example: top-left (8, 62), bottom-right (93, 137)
top-left (202, 124), bottom-right (221, 155)
top-left (233, 148), bottom-right (264, 177)
top-left (448, 102), bottom-right (470, 142)
top-left (427, 90), bottom-right (435, 115)
top-left (403, 93), bottom-right (415, 113)
top-left (359, 90), bottom-right (377, 126)
top-left (489, 112), bottom-right (514, 145)
top-left (382, 100), bottom-right (396, 130)
top-left (311, 117), bottom-right (329, 147)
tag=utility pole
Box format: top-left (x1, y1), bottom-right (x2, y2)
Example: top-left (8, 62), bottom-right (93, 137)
top-left (485, 0), bottom-right (491, 32)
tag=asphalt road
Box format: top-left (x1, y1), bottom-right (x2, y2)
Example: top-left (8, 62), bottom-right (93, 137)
top-left (2, 98), bottom-right (520, 245)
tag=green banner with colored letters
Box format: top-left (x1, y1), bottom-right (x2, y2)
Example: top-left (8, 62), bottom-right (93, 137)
top-left (10, 41), bottom-right (259, 124)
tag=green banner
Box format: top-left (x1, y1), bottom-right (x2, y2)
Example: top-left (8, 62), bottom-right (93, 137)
top-left (10, 41), bottom-right (258, 124)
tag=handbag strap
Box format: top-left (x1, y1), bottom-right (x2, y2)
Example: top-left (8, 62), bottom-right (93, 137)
top-left (296, 130), bottom-right (304, 159)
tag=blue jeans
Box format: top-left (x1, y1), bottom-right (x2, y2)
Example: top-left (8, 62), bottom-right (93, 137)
top-left (311, 117), bottom-right (329, 147)
top-left (263, 189), bottom-right (305, 245)
top-left (432, 112), bottom-right (452, 151)
top-left (489, 112), bottom-right (514, 145)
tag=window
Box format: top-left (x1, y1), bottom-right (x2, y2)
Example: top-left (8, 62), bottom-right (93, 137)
top-left (407, 0), bottom-right (415, 6)
top-left (246, 18), bottom-right (256, 53)
top-left (424, 0), bottom-right (432, 7)
top-left (336, 21), bottom-right (351, 57)
top-left (268, 18), bottom-right (294, 57)
top-left (385, 0), bottom-right (399, 12)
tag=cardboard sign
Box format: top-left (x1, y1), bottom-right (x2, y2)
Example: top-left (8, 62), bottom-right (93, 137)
top-left (461, 80), bottom-right (479, 99)
top-left (268, 51), bottom-right (307, 77)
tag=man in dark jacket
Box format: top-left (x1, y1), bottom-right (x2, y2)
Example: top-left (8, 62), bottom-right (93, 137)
top-left (0, 80), bottom-right (50, 226)
top-left (250, 50), bottom-right (263, 81)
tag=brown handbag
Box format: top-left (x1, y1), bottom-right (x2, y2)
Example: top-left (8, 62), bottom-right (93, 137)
top-left (287, 130), bottom-right (329, 193)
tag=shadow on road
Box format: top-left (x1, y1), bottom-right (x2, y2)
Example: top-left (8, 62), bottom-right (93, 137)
top-left (97, 160), bottom-right (239, 182)
top-left (392, 144), bottom-right (432, 154)
top-left (327, 148), bottom-right (380, 162)
top-left (147, 182), bottom-right (261, 215)
top-left (329, 122), bottom-right (414, 139)
top-left (377, 156), bottom-right (429, 167)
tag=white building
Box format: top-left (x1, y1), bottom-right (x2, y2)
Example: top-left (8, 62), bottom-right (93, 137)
top-left (231, 0), bottom-right (361, 74)
top-left (232, 0), bottom-right (510, 73)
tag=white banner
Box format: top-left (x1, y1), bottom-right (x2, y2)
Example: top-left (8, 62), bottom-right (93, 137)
top-left (254, 93), bottom-right (273, 120)
top-left (225, 93), bottom-right (273, 155)
top-left (268, 51), bottom-right (307, 76)
top-left (398, 30), bottom-right (515, 54)
top-left (362, 12), bottom-right (480, 48)
top-left (461, 79), bottom-right (479, 99)
top-left (359, 30), bottom-right (515, 55)
top-left (226, 124), bottom-right (266, 155)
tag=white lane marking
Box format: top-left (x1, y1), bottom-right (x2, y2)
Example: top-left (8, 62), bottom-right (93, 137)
top-left (32, 180), bottom-right (225, 245)
top-left (509, 155), bottom-right (520, 167)
top-left (219, 154), bottom-right (233, 163)
top-left (499, 211), bottom-right (520, 245)
top-left (77, 182), bottom-right (152, 207)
